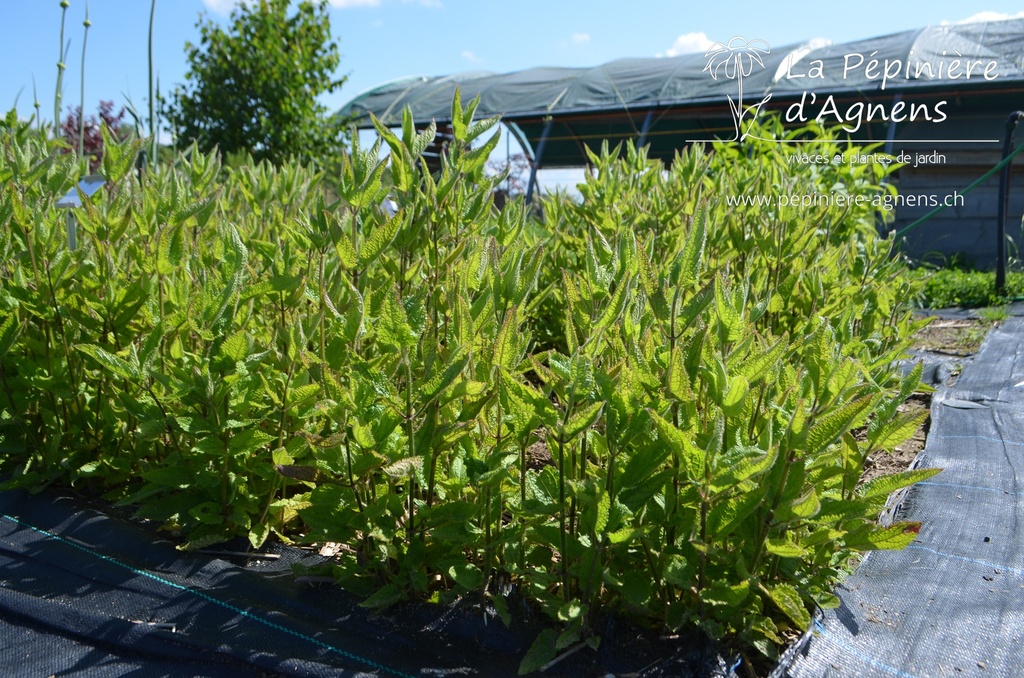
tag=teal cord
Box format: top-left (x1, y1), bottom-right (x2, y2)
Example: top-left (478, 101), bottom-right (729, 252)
top-left (894, 141), bottom-right (1024, 239)
top-left (0, 512), bottom-right (417, 678)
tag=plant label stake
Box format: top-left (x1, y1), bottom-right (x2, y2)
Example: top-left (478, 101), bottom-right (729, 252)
top-left (56, 174), bottom-right (106, 251)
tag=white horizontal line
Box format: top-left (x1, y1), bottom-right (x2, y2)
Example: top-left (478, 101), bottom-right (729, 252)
top-left (685, 138), bottom-right (1000, 144)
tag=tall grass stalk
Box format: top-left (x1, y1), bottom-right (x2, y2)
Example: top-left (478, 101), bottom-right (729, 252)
top-left (32, 76), bottom-right (41, 131)
top-left (148, 0), bottom-right (157, 167)
top-left (55, 0), bottom-right (70, 134)
top-left (78, 2), bottom-right (91, 158)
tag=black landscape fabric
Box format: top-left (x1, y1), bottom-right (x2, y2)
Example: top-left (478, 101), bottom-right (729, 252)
top-left (0, 486), bottom-right (734, 677)
top-left (787, 317), bottom-right (1024, 677)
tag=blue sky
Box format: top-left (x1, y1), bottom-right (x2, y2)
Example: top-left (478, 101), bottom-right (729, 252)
top-left (4, 0), bottom-right (1024, 130)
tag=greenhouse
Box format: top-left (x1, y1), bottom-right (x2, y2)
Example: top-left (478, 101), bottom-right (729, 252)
top-left (340, 18), bottom-right (1024, 264)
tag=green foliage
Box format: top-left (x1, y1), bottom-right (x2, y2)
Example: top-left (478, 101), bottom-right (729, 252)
top-left (0, 101), bottom-right (934, 671)
top-left (167, 0), bottom-right (345, 167)
top-left (911, 267), bottom-right (1024, 308)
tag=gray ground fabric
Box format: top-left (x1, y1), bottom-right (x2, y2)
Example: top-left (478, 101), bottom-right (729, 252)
top-left (788, 317), bottom-right (1024, 677)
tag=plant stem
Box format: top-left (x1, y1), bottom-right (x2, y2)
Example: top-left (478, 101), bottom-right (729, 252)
top-left (54, 1), bottom-right (69, 134)
top-left (78, 2), bottom-right (90, 159)
top-left (148, 0), bottom-right (158, 165)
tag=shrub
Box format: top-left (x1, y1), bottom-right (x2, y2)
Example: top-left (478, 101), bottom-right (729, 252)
top-left (911, 267), bottom-right (1024, 308)
top-left (0, 100), bottom-right (933, 670)
top-left (60, 100), bottom-right (127, 172)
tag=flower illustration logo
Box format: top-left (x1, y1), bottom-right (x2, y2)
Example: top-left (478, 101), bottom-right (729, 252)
top-left (704, 37), bottom-right (773, 141)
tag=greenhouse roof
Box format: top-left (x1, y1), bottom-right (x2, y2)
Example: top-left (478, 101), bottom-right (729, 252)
top-left (337, 19), bottom-right (1024, 167)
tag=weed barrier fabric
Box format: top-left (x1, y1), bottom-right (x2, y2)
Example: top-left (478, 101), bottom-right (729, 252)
top-left (0, 489), bottom-right (736, 677)
top-left (786, 318), bottom-right (1024, 677)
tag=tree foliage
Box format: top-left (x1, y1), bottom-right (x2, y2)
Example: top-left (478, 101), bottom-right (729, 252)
top-left (167, 0), bottom-right (345, 166)
top-left (60, 101), bottom-right (127, 173)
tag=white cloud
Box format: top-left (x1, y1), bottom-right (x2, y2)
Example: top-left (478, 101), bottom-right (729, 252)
top-left (658, 30), bottom-right (714, 57)
top-left (942, 10), bottom-right (1024, 24)
top-left (201, 0), bottom-right (255, 13)
top-left (329, 0), bottom-right (382, 7)
top-left (204, 0), bottom-right (442, 11)
top-left (571, 33), bottom-right (590, 45)
top-left (461, 50), bottom-right (481, 64)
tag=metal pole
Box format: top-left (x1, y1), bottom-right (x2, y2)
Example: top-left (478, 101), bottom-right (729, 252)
top-left (637, 109), bottom-right (655, 149)
top-left (525, 117), bottom-right (553, 206)
top-left (996, 111), bottom-right (1024, 296)
top-left (66, 211), bottom-right (77, 251)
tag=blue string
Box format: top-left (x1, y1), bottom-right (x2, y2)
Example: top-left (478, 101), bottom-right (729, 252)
top-left (905, 544), bottom-right (1024, 578)
top-left (931, 433), bottom-right (1024, 448)
top-left (0, 512), bottom-right (417, 678)
top-left (918, 480), bottom-right (1024, 498)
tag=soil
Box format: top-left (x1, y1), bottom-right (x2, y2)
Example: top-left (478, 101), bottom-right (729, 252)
top-left (858, 314), bottom-right (991, 486)
top-left (911, 316), bottom-right (991, 357)
top-left (857, 392), bottom-right (931, 486)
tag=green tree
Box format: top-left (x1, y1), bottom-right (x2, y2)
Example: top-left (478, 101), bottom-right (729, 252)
top-left (168, 0), bottom-right (345, 166)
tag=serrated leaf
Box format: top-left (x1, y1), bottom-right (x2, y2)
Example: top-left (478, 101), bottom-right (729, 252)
top-left (557, 599), bottom-right (584, 622)
top-left (679, 205), bottom-right (707, 289)
top-left (594, 491), bottom-right (610, 536)
top-left (286, 383), bottom-right (320, 409)
top-left (156, 224), bottom-right (185, 275)
top-left (229, 428), bottom-right (275, 455)
top-left (383, 457), bottom-right (423, 479)
top-left (219, 330), bottom-right (248, 363)
top-left (737, 334), bottom-right (789, 383)
top-left (777, 487), bottom-right (820, 523)
top-left (608, 526), bottom-right (644, 545)
top-left (493, 306), bottom-right (522, 369)
top-left (710, 445), bottom-right (776, 491)
top-left (377, 290), bottom-right (417, 350)
top-left (701, 579), bottom-right (749, 607)
top-left (871, 411), bottom-right (928, 452)
top-left (596, 273), bottom-right (632, 333)
top-left (620, 570), bottom-right (652, 607)
top-left (448, 562), bottom-right (483, 590)
top-left (334, 230), bottom-right (358, 269)
top-left (721, 374), bottom-right (749, 414)
top-left (0, 310), bottom-right (21, 359)
top-left (766, 583), bottom-right (810, 629)
top-left (765, 537), bottom-right (809, 558)
top-left (271, 447), bottom-right (294, 466)
top-left (714, 278), bottom-right (743, 344)
top-left (360, 582), bottom-right (403, 609)
top-left (663, 554), bottom-right (695, 587)
top-left (805, 395), bottom-right (874, 455)
top-left (667, 348), bottom-right (693, 401)
top-left (421, 349), bottom-right (469, 402)
top-left (650, 410), bottom-right (703, 482)
top-left (519, 629), bottom-right (558, 675)
top-left (76, 344), bottom-right (140, 381)
top-left (562, 401), bottom-right (604, 441)
top-left (859, 467), bottom-right (941, 501)
top-left (900, 360), bottom-right (925, 400)
top-left (846, 521), bottom-right (921, 550)
top-left (248, 523), bottom-right (270, 550)
top-left (358, 211), bottom-right (403, 268)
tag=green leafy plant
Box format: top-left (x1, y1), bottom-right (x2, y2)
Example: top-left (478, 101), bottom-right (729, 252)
top-left (911, 267), bottom-right (1024, 308)
top-left (0, 101), bottom-right (936, 673)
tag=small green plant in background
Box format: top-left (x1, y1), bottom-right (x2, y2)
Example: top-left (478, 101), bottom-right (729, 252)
top-left (0, 97), bottom-right (938, 673)
top-left (977, 306), bottom-right (1010, 322)
top-left (911, 267), bottom-right (1024, 308)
